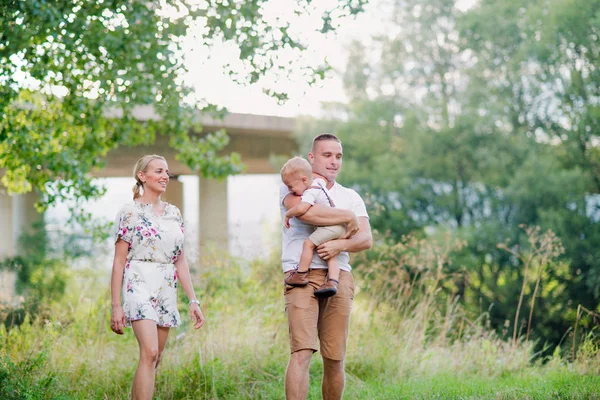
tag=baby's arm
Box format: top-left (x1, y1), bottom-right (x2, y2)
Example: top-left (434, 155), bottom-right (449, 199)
top-left (284, 202), bottom-right (312, 228)
top-left (286, 202), bottom-right (312, 218)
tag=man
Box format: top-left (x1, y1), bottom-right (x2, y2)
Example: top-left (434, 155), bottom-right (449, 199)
top-left (280, 133), bottom-right (373, 400)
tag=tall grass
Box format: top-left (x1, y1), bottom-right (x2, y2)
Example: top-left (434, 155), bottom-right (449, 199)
top-left (1, 236), bottom-right (599, 399)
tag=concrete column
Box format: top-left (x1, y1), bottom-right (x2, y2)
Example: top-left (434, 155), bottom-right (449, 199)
top-left (0, 191), bottom-right (16, 260)
top-left (12, 190), bottom-right (42, 250)
top-left (0, 190), bottom-right (42, 303)
top-left (162, 176), bottom-right (184, 212)
top-left (199, 177), bottom-right (228, 251)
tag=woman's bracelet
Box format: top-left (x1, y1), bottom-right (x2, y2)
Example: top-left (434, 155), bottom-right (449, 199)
top-left (188, 299), bottom-right (200, 306)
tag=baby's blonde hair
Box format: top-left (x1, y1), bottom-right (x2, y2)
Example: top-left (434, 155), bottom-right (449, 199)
top-left (280, 156), bottom-right (312, 182)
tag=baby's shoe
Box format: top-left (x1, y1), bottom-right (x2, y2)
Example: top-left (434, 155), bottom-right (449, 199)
top-left (285, 270), bottom-right (309, 287)
top-left (314, 278), bottom-right (338, 298)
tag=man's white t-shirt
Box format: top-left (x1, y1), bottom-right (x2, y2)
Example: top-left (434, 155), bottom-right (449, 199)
top-left (280, 180), bottom-right (369, 273)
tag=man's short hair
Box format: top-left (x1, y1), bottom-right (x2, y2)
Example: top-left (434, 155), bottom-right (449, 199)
top-left (312, 133), bottom-right (341, 152)
top-left (280, 156), bottom-right (312, 179)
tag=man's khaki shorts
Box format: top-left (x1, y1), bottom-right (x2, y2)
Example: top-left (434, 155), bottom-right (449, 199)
top-left (283, 268), bottom-right (354, 361)
top-left (308, 224), bottom-right (345, 246)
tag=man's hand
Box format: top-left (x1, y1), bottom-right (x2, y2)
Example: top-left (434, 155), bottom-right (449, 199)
top-left (341, 214), bottom-right (360, 239)
top-left (316, 240), bottom-right (345, 261)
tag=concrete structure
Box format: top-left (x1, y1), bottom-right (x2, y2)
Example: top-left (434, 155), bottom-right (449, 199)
top-left (0, 191), bottom-right (42, 302)
top-left (98, 107), bottom-right (296, 249)
top-left (99, 107), bottom-right (296, 177)
top-left (0, 109), bottom-right (296, 278)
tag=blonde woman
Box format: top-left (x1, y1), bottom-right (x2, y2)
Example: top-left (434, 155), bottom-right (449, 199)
top-left (110, 154), bottom-right (205, 399)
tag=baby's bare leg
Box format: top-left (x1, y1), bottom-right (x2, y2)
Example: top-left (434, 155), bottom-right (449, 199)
top-left (284, 239), bottom-right (315, 287)
top-left (314, 239), bottom-right (340, 298)
top-left (297, 238), bottom-right (317, 272)
top-left (326, 256), bottom-right (340, 281)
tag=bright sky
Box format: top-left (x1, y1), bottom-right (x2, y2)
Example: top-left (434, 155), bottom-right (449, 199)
top-left (182, 0), bottom-right (476, 117)
top-left (182, 0), bottom-right (386, 117)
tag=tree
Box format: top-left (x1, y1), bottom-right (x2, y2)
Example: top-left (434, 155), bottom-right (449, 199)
top-left (460, 0), bottom-right (600, 343)
top-left (461, 0), bottom-right (600, 190)
top-left (0, 0), bottom-right (366, 214)
top-left (296, 0), bottom-right (600, 349)
top-left (334, 0), bottom-right (492, 236)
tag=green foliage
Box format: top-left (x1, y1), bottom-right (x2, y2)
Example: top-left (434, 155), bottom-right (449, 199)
top-left (460, 0), bottom-right (600, 195)
top-left (0, 222), bottom-right (72, 328)
top-left (295, 0), bottom-right (600, 351)
top-left (353, 233), bottom-right (465, 313)
top-left (0, 248), bottom-right (598, 399)
top-left (0, 0), bottom-right (366, 214)
top-left (0, 351), bottom-right (65, 400)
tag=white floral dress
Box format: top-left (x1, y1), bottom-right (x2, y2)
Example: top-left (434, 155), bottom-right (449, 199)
top-left (114, 201), bottom-right (185, 328)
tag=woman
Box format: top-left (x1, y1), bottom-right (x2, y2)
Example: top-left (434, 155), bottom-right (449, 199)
top-left (110, 154), bottom-right (205, 399)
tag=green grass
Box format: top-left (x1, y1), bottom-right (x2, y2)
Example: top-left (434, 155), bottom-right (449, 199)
top-left (343, 371), bottom-right (600, 399)
top-left (1, 252), bottom-right (598, 399)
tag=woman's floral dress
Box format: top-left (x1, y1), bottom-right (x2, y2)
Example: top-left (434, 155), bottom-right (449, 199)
top-left (114, 201), bottom-right (185, 328)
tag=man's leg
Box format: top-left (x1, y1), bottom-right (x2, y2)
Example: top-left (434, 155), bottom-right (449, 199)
top-left (322, 357), bottom-right (345, 400)
top-left (285, 349), bottom-right (313, 400)
top-left (317, 270), bottom-right (354, 400)
top-left (284, 269), bottom-right (326, 400)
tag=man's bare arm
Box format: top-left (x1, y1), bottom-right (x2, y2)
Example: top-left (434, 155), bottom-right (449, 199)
top-left (283, 193), bottom-right (358, 227)
top-left (316, 217), bottom-right (373, 261)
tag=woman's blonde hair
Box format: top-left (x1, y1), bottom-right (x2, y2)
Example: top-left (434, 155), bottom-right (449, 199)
top-left (132, 154), bottom-right (167, 200)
